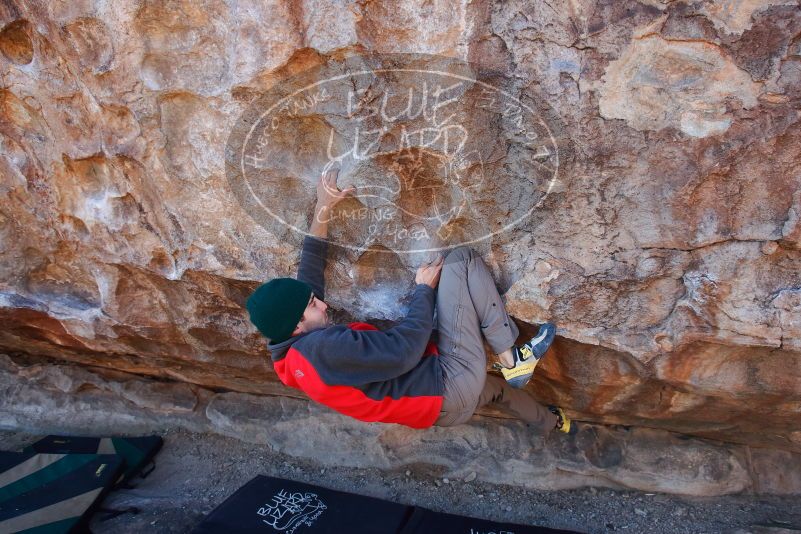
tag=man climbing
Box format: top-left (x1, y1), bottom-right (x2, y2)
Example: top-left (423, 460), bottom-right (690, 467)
top-left (246, 169), bottom-right (576, 435)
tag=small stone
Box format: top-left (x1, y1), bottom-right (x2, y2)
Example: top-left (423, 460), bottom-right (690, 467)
top-left (762, 241), bottom-right (779, 255)
top-left (464, 471), bottom-right (477, 483)
top-left (505, 506), bottom-right (512, 512)
top-left (673, 507), bottom-right (687, 517)
top-left (655, 335), bottom-right (674, 352)
top-left (442, 477), bottom-right (449, 484)
top-left (478, 494), bottom-right (484, 498)
top-left (434, 479), bottom-right (442, 487)
top-left (320, 469), bottom-right (325, 474)
top-left (634, 508), bottom-right (647, 517)
top-left (405, 470), bottom-right (411, 476)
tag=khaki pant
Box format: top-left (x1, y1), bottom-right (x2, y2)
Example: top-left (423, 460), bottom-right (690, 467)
top-left (433, 247), bottom-right (557, 434)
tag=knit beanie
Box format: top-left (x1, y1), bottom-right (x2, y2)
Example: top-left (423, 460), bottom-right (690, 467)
top-left (246, 278), bottom-right (312, 344)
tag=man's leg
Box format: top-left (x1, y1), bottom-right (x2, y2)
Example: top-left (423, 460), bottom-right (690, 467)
top-left (434, 247), bottom-right (523, 426)
top-left (477, 374), bottom-right (557, 434)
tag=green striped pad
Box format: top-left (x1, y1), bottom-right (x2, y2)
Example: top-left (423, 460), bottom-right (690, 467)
top-left (0, 452), bottom-right (122, 534)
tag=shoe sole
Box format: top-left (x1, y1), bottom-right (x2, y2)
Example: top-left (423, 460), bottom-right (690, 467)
top-left (531, 323), bottom-right (556, 358)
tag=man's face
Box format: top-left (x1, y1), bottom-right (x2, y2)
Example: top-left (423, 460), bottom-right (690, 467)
top-left (294, 294), bottom-right (330, 335)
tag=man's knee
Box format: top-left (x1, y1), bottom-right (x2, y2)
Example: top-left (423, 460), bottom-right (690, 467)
top-left (444, 246), bottom-right (476, 265)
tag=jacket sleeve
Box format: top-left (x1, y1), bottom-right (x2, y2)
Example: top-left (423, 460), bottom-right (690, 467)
top-left (297, 235), bottom-right (329, 299)
top-left (304, 284), bottom-right (436, 384)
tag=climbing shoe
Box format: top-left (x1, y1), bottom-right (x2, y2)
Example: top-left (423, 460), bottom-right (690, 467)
top-left (492, 323), bottom-right (556, 388)
top-left (548, 405), bottom-right (577, 435)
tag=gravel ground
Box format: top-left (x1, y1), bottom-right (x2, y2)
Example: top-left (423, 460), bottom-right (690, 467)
top-left (2, 428), bottom-right (799, 533)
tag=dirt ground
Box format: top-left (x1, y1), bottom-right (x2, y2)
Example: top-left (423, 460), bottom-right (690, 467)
top-left (2, 428), bottom-right (800, 533)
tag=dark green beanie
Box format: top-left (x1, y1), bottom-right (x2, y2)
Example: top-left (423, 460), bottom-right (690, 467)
top-left (246, 278), bottom-right (312, 344)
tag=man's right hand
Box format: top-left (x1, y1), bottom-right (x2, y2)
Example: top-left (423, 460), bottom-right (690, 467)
top-left (415, 255), bottom-right (444, 289)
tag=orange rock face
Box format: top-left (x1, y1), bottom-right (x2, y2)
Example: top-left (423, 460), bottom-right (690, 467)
top-left (0, 0), bottom-right (799, 451)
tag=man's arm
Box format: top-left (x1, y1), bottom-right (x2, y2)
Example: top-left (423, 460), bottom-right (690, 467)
top-left (298, 169), bottom-right (354, 298)
top-left (297, 236), bottom-right (328, 299)
top-left (301, 257), bottom-right (444, 384)
top-left (304, 284), bottom-right (437, 384)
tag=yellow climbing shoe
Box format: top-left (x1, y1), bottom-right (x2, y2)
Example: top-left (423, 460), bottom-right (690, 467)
top-left (492, 323), bottom-right (556, 388)
top-left (548, 405), bottom-right (578, 435)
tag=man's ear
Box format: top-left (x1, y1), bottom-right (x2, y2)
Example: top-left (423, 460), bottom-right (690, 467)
top-left (291, 321), bottom-right (303, 337)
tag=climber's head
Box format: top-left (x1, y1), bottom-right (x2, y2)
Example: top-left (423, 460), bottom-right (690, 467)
top-left (291, 292), bottom-right (330, 337)
top-left (246, 278), bottom-right (329, 344)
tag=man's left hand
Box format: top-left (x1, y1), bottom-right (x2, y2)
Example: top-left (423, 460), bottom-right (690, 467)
top-left (316, 168), bottom-right (355, 211)
top-left (415, 255), bottom-right (444, 289)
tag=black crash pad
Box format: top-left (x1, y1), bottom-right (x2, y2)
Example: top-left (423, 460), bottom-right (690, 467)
top-left (193, 475), bottom-right (578, 534)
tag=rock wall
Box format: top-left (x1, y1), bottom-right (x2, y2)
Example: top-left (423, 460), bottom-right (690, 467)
top-left (0, 0), bottom-right (800, 451)
top-left (4, 352), bottom-right (800, 496)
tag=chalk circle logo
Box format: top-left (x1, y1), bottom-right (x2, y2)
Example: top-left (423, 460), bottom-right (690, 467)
top-left (226, 53), bottom-right (567, 255)
top-left (256, 489), bottom-right (327, 532)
